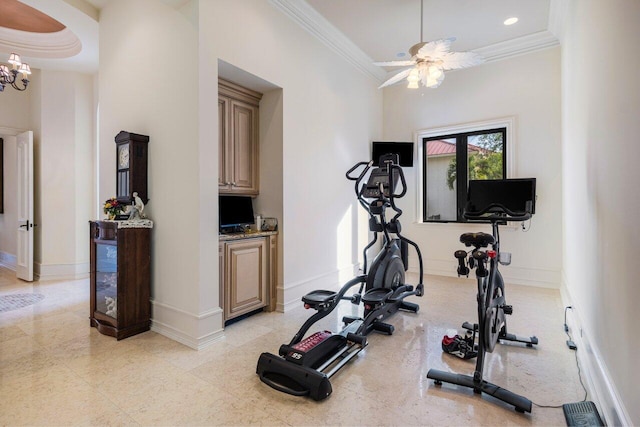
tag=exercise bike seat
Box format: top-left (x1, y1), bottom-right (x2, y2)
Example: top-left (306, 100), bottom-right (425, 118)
top-left (460, 232), bottom-right (495, 248)
top-left (302, 290), bottom-right (338, 309)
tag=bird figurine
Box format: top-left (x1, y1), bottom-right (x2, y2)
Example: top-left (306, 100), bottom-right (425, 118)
top-left (128, 192), bottom-right (146, 220)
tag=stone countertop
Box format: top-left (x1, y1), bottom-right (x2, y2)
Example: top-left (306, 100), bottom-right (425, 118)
top-left (219, 230), bottom-right (277, 241)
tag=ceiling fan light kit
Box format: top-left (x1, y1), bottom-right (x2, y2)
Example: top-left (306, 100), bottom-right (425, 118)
top-left (0, 53), bottom-right (31, 92)
top-left (374, 0), bottom-right (483, 90)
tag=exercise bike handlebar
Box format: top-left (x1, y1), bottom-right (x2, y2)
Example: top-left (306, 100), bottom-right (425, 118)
top-left (463, 202), bottom-right (532, 222)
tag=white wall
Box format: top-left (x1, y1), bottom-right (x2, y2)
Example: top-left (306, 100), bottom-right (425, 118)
top-left (557, 1), bottom-right (640, 424)
top-left (198, 0), bottom-right (382, 310)
top-left (37, 70), bottom-right (94, 279)
top-left (0, 68), bottom-right (94, 279)
top-left (98, 0), bottom-right (382, 347)
top-left (0, 71), bottom-right (33, 266)
top-left (383, 48), bottom-right (562, 287)
top-left (99, 0), bottom-right (203, 345)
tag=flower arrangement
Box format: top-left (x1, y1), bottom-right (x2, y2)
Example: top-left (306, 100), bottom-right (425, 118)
top-left (103, 197), bottom-right (125, 220)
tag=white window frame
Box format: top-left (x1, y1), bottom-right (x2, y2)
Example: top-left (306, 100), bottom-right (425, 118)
top-left (414, 116), bottom-right (516, 224)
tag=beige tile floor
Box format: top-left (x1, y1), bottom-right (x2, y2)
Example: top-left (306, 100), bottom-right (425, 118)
top-left (0, 266), bottom-right (586, 426)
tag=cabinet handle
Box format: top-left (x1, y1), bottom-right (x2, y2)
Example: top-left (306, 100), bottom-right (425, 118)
top-left (232, 182), bottom-right (236, 186)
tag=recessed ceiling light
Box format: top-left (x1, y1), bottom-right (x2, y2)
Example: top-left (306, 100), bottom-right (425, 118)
top-left (504, 17), bottom-right (518, 26)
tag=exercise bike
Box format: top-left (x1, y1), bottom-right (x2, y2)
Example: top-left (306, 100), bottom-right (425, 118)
top-left (427, 178), bottom-right (537, 413)
top-left (256, 154), bottom-right (424, 401)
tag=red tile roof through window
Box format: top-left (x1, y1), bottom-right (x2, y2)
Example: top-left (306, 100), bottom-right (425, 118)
top-left (426, 140), bottom-right (484, 156)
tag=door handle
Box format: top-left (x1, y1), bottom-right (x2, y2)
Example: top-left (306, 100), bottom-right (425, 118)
top-left (19, 220), bottom-right (33, 229)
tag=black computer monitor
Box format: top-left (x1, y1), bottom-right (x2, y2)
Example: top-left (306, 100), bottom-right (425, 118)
top-left (219, 196), bottom-right (255, 230)
top-left (371, 141), bottom-right (414, 167)
top-left (466, 178), bottom-right (536, 215)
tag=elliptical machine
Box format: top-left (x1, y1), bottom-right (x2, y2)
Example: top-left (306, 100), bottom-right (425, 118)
top-left (256, 154), bottom-right (424, 401)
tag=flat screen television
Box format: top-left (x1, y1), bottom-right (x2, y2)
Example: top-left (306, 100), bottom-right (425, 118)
top-left (371, 141), bottom-right (414, 167)
top-left (219, 195), bottom-right (255, 230)
top-left (466, 178), bottom-right (537, 215)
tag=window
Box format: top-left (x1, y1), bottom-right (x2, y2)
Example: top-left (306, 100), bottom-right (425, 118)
top-left (419, 119), bottom-right (514, 223)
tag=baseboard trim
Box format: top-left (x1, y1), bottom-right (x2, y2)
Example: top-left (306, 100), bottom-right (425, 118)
top-left (151, 319), bottom-right (225, 350)
top-left (35, 261), bottom-right (90, 281)
top-left (0, 251), bottom-right (17, 271)
top-left (151, 300), bottom-right (225, 350)
top-left (560, 281), bottom-right (632, 426)
top-left (278, 264), bottom-right (357, 312)
top-left (409, 257), bottom-right (560, 288)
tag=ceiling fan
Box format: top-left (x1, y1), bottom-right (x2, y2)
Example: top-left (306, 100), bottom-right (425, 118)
top-left (374, 0), bottom-right (484, 89)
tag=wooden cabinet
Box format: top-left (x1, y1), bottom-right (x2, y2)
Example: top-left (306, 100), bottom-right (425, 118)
top-left (220, 233), bottom-right (277, 322)
top-left (89, 221), bottom-right (151, 339)
top-left (218, 79), bottom-right (262, 196)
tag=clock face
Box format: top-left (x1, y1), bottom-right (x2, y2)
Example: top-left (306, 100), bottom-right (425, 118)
top-left (118, 144), bottom-right (129, 169)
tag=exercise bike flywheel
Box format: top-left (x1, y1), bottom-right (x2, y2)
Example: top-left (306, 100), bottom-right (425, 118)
top-left (483, 287), bottom-right (506, 353)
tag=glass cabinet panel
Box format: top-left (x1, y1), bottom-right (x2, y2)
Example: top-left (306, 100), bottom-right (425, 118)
top-left (96, 243), bottom-right (118, 318)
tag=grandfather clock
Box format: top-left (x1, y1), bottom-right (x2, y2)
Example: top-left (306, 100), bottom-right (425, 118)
top-left (115, 131), bottom-right (149, 204)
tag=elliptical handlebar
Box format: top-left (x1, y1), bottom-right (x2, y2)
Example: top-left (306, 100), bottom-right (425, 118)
top-left (345, 160), bottom-right (373, 182)
top-left (388, 163), bottom-right (407, 199)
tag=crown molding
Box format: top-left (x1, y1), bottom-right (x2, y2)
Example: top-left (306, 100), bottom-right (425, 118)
top-left (269, 0), bottom-right (386, 82)
top-left (271, 0), bottom-right (560, 85)
top-left (547, 0), bottom-right (569, 42)
top-left (0, 27), bottom-right (81, 59)
top-left (472, 30), bottom-right (560, 63)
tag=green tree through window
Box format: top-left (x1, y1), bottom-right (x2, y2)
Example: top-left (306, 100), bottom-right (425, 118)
top-left (446, 133), bottom-right (503, 190)
top-left (423, 128), bottom-right (506, 222)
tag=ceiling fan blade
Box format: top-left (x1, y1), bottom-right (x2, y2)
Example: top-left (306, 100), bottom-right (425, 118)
top-left (378, 68), bottom-right (413, 89)
top-left (373, 60), bottom-right (416, 67)
top-left (416, 39), bottom-right (452, 59)
top-left (441, 51), bottom-right (484, 70)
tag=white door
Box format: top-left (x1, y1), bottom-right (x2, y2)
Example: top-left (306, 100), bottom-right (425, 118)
top-left (16, 131), bottom-right (34, 282)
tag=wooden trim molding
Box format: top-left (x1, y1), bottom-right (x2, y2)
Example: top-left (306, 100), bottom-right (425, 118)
top-left (219, 78), bottom-right (263, 106)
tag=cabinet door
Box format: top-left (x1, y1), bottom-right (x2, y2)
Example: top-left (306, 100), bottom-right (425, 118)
top-left (230, 100), bottom-right (259, 195)
top-left (218, 96), bottom-right (232, 191)
top-left (95, 242), bottom-right (119, 319)
top-left (225, 238), bottom-right (267, 320)
top-left (219, 242), bottom-right (225, 313)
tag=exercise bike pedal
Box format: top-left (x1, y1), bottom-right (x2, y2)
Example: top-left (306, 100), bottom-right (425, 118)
top-left (502, 305), bottom-right (513, 315)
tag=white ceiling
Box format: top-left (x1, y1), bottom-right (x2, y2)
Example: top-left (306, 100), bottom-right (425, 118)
top-left (307, 0), bottom-right (551, 62)
top-left (2, 0), bottom-right (556, 79)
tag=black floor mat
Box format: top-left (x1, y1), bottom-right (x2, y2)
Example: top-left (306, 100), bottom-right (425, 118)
top-left (563, 401), bottom-right (605, 426)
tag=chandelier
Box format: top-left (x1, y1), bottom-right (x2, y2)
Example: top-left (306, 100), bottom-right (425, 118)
top-left (0, 53), bottom-right (31, 92)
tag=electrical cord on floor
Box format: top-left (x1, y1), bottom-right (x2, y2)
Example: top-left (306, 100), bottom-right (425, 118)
top-left (531, 306), bottom-right (588, 409)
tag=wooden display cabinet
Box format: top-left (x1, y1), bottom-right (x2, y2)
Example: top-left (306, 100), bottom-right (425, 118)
top-left (89, 220), bottom-right (151, 339)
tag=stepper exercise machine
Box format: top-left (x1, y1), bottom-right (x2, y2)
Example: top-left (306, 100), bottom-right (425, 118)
top-left (256, 154), bottom-right (424, 400)
top-left (427, 178), bottom-right (538, 413)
